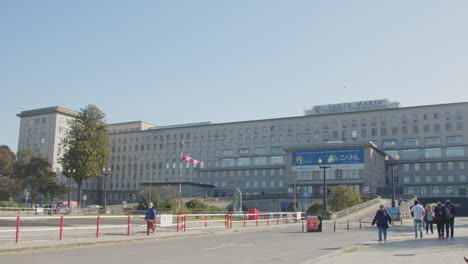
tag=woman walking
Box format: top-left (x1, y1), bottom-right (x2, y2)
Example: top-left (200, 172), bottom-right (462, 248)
top-left (424, 204), bottom-right (434, 235)
top-left (372, 204), bottom-right (392, 243)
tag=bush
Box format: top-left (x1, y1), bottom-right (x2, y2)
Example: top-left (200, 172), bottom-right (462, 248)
top-left (306, 200), bottom-right (323, 215)
top-left (0, 201), bottom-right (24, 208)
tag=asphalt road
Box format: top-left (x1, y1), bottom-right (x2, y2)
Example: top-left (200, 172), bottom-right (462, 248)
top-left (0, 225), bottom-right (377, 264)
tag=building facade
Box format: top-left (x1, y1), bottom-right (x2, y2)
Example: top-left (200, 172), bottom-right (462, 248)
top-left (17, 100), bottom-right (468, 210)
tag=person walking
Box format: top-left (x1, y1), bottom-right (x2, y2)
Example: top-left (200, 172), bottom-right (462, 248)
top-left (411, 200), bottom-right (425, 239)
top-left (372, 204), bottom-right (392, 243)
top-left (145, 202), bottom-right (157, 235)
top-left (443, 199), bottom-right (456, 238)
top-left (423, 204), bottom-right (434, 235)
top-left (433, 201), bottom-right (446, 239)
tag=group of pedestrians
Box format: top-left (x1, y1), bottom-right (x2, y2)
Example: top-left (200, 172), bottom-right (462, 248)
top-left (372, 199), bottom-right (457, 243)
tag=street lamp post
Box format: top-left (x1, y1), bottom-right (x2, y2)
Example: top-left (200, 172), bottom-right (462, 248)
top-left (67, 169), bottom-right (76, 208)
top-left (102, 167), bottom-right (111, 210)
top-left (385, 155), bottom-right (400, 208)
top-left (318, 157), bottom-right (333, 211)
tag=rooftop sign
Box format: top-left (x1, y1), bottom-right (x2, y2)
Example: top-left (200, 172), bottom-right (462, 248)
top-left (305, 99), bottom-right (399, 115)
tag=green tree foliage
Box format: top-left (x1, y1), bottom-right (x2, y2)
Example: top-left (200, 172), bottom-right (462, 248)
top-left (306, 200), bottom-right (323, 215)
top-left (328, 185), bottom-right (361, 212)
top-left (186, 199), bottom-right (207, 210)
top-left (0, 145), bottom-right (21, 200)
top-left (15, 150), bottom-right (55, 206)
top-left (160, 199), bottom-right (177, 211)
top-left (60, 105), bottom-right (110, 207)
top-left (38, 171), bottom-right (67, 202)
top-left (136, 188), bottom-right (160, 210)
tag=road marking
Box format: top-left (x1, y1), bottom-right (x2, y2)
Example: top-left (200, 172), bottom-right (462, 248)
top-left (201, 243), bottom-right (254, 251)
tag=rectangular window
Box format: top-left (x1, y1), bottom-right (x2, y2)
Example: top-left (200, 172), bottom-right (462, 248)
top-left (424, 137), bottom-right (441, 146)
top-left (437, 176), bottom-right (443, 182)
top-left (446, 147), bottom-right (464, 157)
top-left (425, 148), bottom-right (442, 158)
top-left (371, 128), bottom-right (377, 136)
top-left (415, 176), bottom-right (420, 183)
top-left (460, 187), bottom-right (467, 196)
top-left (254, 147), bottom-right (267, 155)
top-left (270, 156), bottom-right (284, 165)
top-left (221, 158), bottom-right (235, 167)
top-left (239, 148), bottom-right (250, 156)
top-left (223, 149), bottom-right (235, 157)
top-left (447, 135), bottom-right (463, 144)
top-left (420, 187), bottom-right (427, 196)
top-left (382, 139), bottom-right (398, 147)
top-left (381, 127), bottom-right (387, 136)
top-left (412, 125), bottom-right (419, 133)
top-left (433, 186), bottom-right (439, 195)
top-left (401, 149), bottom-right (420, 160)
top-left (407, 187), bottom-right (414, 195)
top-left (253, 157), bottom-right (267, 166)
top-left (448, 162), bottom-right (454, 170)
top-left (436, 162), bottom-right (443, 170)
top-left (403, 138), bottom-right (419, 147)
top-left (446, 186), bottom-right (453, 196)
top-left (425, 176), bottom-right (431, 183)
top-left (459, 161), bottom-right (465, 170)
top-left (414, 163), bottom-right (420, 171)
top-left (295, 134), bottom-right (302, 142)
top-left (448, 175), bottom-right (454, 182)
top-left (423, 124), bottom-right (430, 133)
top-left (425, 163), bottom-right (431, 171)
top-left (238, 158), bottom-right (251, 167)
top-left (403, 164), bottom-right (410, 172)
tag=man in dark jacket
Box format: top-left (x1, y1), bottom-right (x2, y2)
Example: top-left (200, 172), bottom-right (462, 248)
top-left (372, 204), bottom-right (392, 243)
top-left (433, 201), bottom-right (446, 239)
top-left (443, 199), bottom-right (456, 238)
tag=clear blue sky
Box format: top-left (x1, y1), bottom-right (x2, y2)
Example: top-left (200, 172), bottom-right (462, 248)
top-left (1, 1), bottom-right (468, 152)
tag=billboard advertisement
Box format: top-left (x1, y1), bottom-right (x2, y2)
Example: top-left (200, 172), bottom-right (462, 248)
top-left (292, 148), bottom-right (365, 171)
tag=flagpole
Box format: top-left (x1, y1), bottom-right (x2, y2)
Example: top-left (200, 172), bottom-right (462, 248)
top-left (179, 140), bottom-right (184, 211)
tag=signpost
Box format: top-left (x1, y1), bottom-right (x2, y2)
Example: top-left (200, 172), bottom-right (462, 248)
top-left (302, 190), bottom-right (310, 211)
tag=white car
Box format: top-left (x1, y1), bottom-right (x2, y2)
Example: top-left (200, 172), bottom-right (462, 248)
top-left (88, 205), bottom-right (101, 209)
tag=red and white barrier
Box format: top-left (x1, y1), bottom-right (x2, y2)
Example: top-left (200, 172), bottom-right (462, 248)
top-left (0, 212), bottom-right (304, 243)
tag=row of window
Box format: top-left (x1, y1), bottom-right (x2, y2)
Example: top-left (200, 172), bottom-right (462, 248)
top-left (199, 168), bottom-right (285, 178)
top-left (27, 127), bottom-right (47, 137)
top-left (110, 111), bottom-right (464, 146)
top-left (403, 175), bottom-right (467, 183)
top-left (385, 147), bottom-right (465, 160)
top-left (199, 180), bottom-right (285, 189)
top-left (383, 136), bottom-right (463, 148)
top-left (26, 137), bottom-right (47, 146)
top-left (401, 161), bottom-right (465, 172)
top-left (405, 186), bottom-right (467, 196)
top-left (111, 123), bottom-right (464, 154)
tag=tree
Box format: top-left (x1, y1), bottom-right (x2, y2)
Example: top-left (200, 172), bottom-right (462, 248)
top-left (15, 150), bottom-right (54, 206)
top-left (38, 171), bottom-right (67, 203)
top-left (306, 200), bottom-right (323, 215)
top-left (186, 199), bottom-right (207, 210)
top-left (60, 105), bottom-right (110, 208)
top-left (0, 145), bottom-right (21, 201)
top-left (328, 185), bottom-right (361, 212)
top-left (137, 188), bottom-right (161, 210)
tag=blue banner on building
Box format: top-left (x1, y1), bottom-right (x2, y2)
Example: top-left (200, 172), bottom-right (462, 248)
top-left (292, 148), bottom-right (365, 171)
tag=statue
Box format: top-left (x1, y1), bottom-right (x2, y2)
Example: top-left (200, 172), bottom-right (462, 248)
top-left (232, 187), bottom-right (242, 213)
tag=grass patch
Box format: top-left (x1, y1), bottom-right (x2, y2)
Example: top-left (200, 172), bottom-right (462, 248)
top-left (343, 247), bottom-right (358, 253)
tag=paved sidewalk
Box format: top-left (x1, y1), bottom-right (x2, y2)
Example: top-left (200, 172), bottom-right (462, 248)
top-left (312, 217), bottom-right (468, 264)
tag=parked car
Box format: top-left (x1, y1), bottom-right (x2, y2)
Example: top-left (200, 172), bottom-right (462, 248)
top-left (88, 205), bottom-right (100, 209)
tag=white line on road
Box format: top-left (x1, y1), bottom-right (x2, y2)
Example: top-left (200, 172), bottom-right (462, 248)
top-left (201, 243), bottom-right (254, 251)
